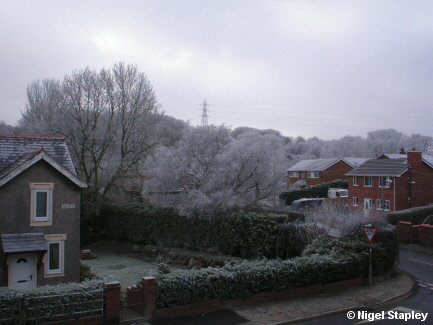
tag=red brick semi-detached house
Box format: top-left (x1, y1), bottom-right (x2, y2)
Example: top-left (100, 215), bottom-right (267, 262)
top-left (287, 158), bottom-right (368, 190)
top-left (346, 149), bottom-right (433, 214)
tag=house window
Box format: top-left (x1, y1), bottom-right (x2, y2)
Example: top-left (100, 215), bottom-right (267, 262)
top-left (308, 171), bottom-right (320, 178)
top-left (379, 177), bottom-right (391, 188)
top-left (44, 234), bottom-right (66, 277)
top-left (30, 183), bottom-right (54, 226)
top-left (289, 172), bottom-right (299, 178)
top-left (353, 197), bottom-right (359, 206)
top-left (48, 242), bottom-right (61, 274)
top-left (353, 176), bottom-right (359, 186)
top-left (377, 199), bottom-right (391, 211)
top-left (35, 190), bottom-right (49, 220)
top-left (364, 177), bottom-right (372, 187)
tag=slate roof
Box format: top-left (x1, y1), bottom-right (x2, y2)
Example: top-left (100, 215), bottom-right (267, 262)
top-left (423, 155), bottom-right (433, 168)
top-left (1, 233), bottom-right (47, 253)
top-left (0, 135), bottom-right (76, 175)
top-left (288, 157), bottom-right (369, 172)
top-left (379, 153), bottom-right (407, 159)
top-left (342, 158), bottom-right (370, 168)
top-left (346, 158), bottom-right (408, 177)
top-left (288, 158), bottom-right (339, 172)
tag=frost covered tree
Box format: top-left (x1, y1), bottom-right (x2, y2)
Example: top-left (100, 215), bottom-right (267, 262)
top-left (21, 63), bottom-right (161, 195)
top-left (144, 127), bottom-right (289, 215)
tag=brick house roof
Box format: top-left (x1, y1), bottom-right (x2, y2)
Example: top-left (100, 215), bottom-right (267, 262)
top-left (287, 157), bottom-right (369, 172)
top-left (346, 158), bottom-right (408, 177)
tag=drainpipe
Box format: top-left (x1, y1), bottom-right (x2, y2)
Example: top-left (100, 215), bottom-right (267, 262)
top-left (408, 163), bottom-right (412, 209)
top-left (393, 177), bottom-right (396, 212)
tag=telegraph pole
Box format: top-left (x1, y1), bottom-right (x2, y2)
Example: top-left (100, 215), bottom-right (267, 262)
top-left (200, 100), bottom-right (209, 126)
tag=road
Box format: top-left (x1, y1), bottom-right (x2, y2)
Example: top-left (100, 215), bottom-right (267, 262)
top-left (301, 248), bottom-right (433, 324)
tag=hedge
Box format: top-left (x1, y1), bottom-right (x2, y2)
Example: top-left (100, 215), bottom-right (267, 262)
top-left (279, 179), bottom-right (348, 205)
top-left (155, 242), bottom-right (385, 307)
top-left (154, 226), bottom-right (398, 308)
top-left (0, 280), bottom-right (104, 325)
top-left (387, 205), bottom-right (433, 225)
top-left (82, 202), bottom-right (313, 259)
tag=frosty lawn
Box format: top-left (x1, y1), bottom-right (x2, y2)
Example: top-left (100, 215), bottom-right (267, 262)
top-left (81, 250), bottom-right (188, 289)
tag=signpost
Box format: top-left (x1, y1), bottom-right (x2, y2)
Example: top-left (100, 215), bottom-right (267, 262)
top-left (363, 225), bottom-right (378, 286)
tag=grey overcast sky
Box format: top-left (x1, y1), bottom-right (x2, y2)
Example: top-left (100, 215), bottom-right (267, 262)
top-left (1, 1), bottom-right (433, 139)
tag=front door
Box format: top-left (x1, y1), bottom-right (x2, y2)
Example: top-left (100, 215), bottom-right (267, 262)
top-left (9, 253), bottom-right (36, 290)
top-left (364, 198), bottom-right (373, 216)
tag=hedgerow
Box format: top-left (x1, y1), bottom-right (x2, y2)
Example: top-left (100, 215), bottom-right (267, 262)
top-left (83, 202), bottom-right (313, 259)
top-left (279, 179), bottom-right (348, 205)
top-left (154, 227), bottom-right (398, 308)
top-left (0, 280), bottom-right (104, 325)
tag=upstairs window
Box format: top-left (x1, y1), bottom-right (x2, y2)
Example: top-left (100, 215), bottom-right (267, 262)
top-left (364, 176), bottom-right (372, 187)
top-left (379, 177), bottom-right (391, 188)
top-left (289, 172), bottom-right (299, 178)
top-left (308, 171), bottom-right (320, 178)
top-left (30, 183), bottom-right (54, 226)
top-left (35, 190), bottom-right (49, 220)
top-left (353, 176), bottom-right (359, 186)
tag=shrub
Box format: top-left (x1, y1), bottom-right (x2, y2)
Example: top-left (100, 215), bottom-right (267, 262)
top-left (387, 205), bottom-right (433, 225)
top-left (155, 226), bottom-right (398, 308)
top-left (80, 262), bottom-right (98, 281)
top-left (279, 180), bottom-right (348, 205)
top-left (85, 202), bottom-right (314, 259)
top-left (0, 280), bottom-right (104, 324)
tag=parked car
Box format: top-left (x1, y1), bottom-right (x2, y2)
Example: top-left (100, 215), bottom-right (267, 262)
top-left (290, 198), bottom-right (325, 210)
top-left (328, 188), bottom-right (348, 198)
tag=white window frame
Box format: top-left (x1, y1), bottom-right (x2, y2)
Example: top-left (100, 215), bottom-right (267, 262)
top-left (308, 171), bottom-right (320, 178)
top-left (47, 241), bottom-right (62, 274)
top-left (353, 197), bottom-right (359, 206)
top-left (379, 177), bottom-right (391, 188)
top-left (364, 176), bottom-right (372, 187)
top-left (289, 171), bottom-right (299, 178)
top-left (34, 190), bottom-right (50, 221)
top-left (385, 200), bottom-right (390, 211)
top-left (44, 234), bottom-right (66, 277)
top-left (376, 199), bottom-right (382, 210)
top-left (30, 183), bottom-right (54, 226)
top-left (353, 176), bottom-right (359, 186)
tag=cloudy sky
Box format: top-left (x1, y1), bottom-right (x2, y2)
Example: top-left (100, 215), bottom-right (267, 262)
top-left (1, 1), bottom-right (433, 139)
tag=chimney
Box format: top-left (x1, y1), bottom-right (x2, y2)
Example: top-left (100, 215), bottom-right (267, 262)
top-left (399, 148), bottom-right (405, 154)
top-left (407, 148), bottom-right (422, 165)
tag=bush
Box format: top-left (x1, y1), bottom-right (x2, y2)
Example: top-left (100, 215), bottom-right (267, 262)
top-left (0, 280), bottom-right (104, 324)
top-left (387, 205), bottom-right (433, 225)
top-left (279, 180), bottom-right (348, 206)
top-left (84, 202), bottom-right (315, 259)
top-left (80, 262), bottom-right (98, 281)
top-left (155, 226), bottom-right (398, 308)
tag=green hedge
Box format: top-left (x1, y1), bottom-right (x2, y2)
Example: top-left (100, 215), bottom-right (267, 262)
top-left (387, 205), bottom-right (433, 225)
top-left (280, 180), bottom-right (348, 205)
top-left (0, 280), bottom-right (104, 325)
top-left (155, 227), bottom-right (398, 308)
top-left (83, 203), bottom-right (314, 259)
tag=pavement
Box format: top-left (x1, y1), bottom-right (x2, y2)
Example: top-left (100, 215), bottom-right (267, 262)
top-left (140, 255), bottom-right (417, 325)
top-left (302, 244), bottom-right (433, 324)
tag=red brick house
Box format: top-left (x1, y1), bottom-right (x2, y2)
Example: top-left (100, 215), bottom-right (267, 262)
top-left (346, 150), bottom-right (433, 214)
top-left (287, 158), bottom-right (368, 190)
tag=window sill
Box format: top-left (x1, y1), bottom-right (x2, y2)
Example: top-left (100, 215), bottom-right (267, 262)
top-left (30, 220), bottom-right (52, 227)
top-left (45, 272), bottom-right (64, 278)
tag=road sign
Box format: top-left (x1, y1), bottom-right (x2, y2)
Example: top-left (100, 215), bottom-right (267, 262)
top-left (363, 226), bottom-right (378, 243)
